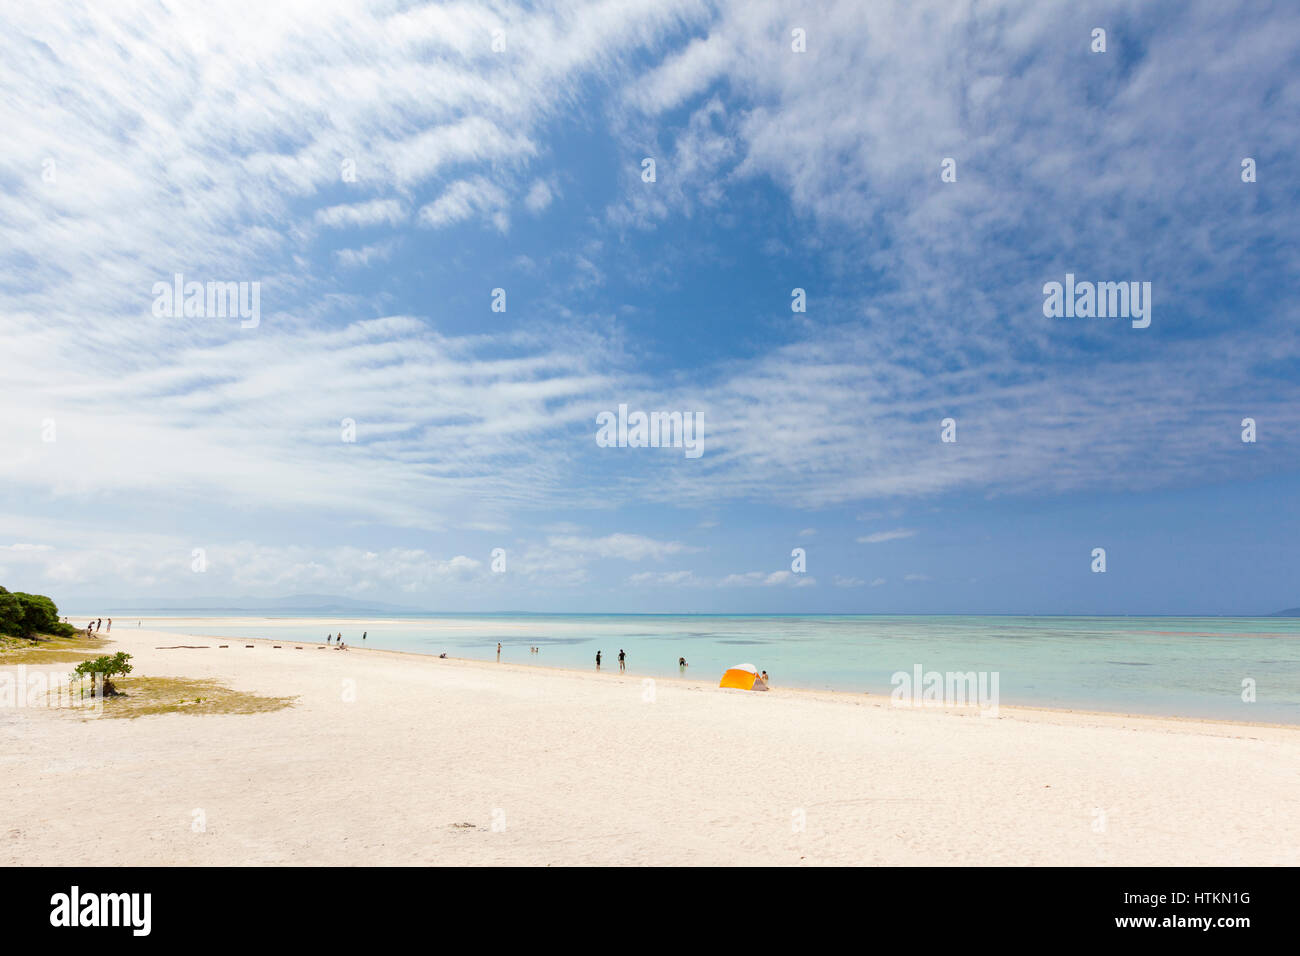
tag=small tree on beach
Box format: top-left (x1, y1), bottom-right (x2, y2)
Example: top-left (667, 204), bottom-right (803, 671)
top-left (72, 652), bottom-right (133, 696)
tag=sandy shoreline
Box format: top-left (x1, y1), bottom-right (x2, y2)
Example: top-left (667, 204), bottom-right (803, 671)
top-left (4, 627), bottom-right (1298, 865)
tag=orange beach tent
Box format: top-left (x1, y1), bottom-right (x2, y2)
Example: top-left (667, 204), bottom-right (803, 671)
top-left (719, 662), bottom-right (768, 691)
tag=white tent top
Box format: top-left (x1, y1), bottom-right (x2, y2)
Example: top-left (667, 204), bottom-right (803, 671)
top-left (730, 663), bottom-right (758, 674)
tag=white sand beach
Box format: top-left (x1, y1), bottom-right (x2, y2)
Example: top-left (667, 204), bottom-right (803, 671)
top-left (3, 627), bottom-right (1298, 866)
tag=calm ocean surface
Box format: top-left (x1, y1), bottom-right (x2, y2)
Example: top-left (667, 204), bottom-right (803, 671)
top-left (127, 613), bottom-right (1300, 723)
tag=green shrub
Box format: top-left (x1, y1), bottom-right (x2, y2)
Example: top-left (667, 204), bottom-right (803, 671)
top-left (0, 586), bottom-right (72, 638)
top-left (0, 588), bottom-right (19, 636)
top-left (73, 652), bottom-right (134, 696)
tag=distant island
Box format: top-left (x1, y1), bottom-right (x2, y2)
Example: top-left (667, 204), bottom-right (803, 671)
top-left (1272, 608), bottom-right (1300, 617)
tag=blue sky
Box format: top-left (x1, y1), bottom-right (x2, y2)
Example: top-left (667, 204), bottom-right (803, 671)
top-left (1, 0), bottom-right (1297, 613)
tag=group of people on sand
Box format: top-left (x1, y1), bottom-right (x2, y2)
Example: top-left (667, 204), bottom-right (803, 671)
top-left (326, 630), bottom-right (366, 650)
top-left (80, 617), bottom-right (111, 637)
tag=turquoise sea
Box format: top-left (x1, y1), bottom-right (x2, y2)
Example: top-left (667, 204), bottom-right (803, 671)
top-left (114, 613), bottom-right (1300, 724)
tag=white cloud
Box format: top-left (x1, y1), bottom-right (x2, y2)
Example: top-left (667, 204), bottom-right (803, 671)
top-left (315, 199), bottom-right (404, 229)
top-left (384, 117), bottom-right (537, 190)
top-left (547, 534), bottom-right (693, 561)
top-left (524, 179), bottom-right (554, 213)
top-left (628, 570), bottom-right (700, 587)
top-left (0, 315), bottom-right (620, 531)
top-left (334, 240), bottom-right (398, 267)
top-left (857, 529), bottom-right (917, 544)
top-left (0, 533), bottom-right (491, 599)
top-left (417, 176), bottom-right (510, 232)
top-left (718, 570), bottom-right (815, 588)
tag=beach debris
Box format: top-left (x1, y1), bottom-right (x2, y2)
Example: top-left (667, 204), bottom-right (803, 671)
top-left (450, 822), bottom-right (477, 829)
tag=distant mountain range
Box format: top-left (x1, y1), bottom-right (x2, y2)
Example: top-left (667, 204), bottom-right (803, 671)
top-left (1272, 608), bottom-right (1300, 617)
top-left (67, 594), bottom-right (424, 613)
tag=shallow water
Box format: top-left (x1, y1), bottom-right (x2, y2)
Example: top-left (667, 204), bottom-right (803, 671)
top-left (127, 613), bottom-right (1300, 723)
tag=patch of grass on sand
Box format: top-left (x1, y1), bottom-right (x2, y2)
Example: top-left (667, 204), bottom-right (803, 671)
top-left (0, 633), bottom-right (109, 666)
top-left (96, 676), bottom-right (296, 719)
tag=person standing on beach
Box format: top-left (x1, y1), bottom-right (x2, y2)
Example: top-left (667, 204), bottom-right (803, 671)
top-left (497, 642), bottom-right (502, 661)
top-left (95, 618), bottom-right (102, 632)
top-left (596, 650), bottom-right (602, 670)
top-left (362, 631), bottom-right (366, 641)
top-left (106, 618), bottom-right (111, 633)
top-left (618, 648), bottom-right (626, 672)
